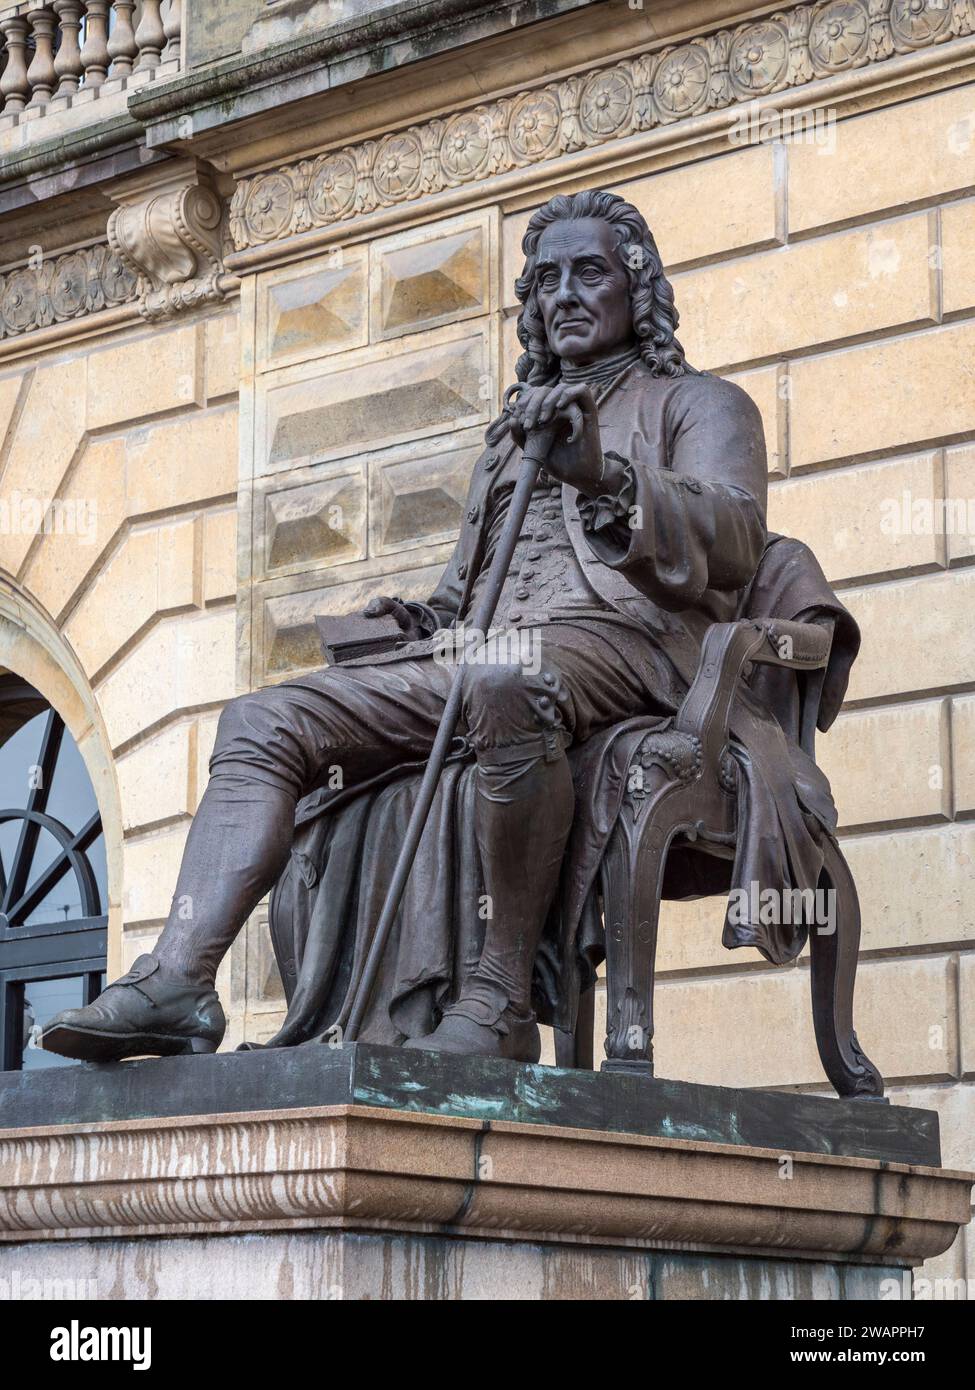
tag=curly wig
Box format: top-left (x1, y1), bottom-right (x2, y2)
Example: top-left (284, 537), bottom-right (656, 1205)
top-left (513, 189), bottom-right (692, 384)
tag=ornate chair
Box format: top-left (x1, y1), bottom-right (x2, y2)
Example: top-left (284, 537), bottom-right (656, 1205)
top-left (558, 614), bottom-right (885, 1102)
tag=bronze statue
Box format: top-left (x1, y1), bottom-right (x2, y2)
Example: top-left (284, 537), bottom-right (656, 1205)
top-left (41, 191), bottom-right (881, 1098)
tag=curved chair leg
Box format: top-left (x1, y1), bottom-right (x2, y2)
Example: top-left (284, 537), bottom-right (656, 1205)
top-left (600, 772), bottom-right (697, 1075)
top-left (809, 835), bottom-right (885, 1100)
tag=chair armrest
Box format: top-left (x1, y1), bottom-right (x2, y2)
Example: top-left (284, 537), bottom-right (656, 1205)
top-left (674, 619), bottom-right (832, 767)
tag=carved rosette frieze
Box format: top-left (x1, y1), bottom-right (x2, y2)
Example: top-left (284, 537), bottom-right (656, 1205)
top-left (0, 244), bottom-right (137, 340)
top-left (228, 0), bottom-right (975, 252)
top-left (108, 176), bottom-right (230, 322)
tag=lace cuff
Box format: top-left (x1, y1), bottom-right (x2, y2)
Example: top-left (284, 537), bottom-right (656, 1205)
top-left (576, 452), bottom-right (636, 533)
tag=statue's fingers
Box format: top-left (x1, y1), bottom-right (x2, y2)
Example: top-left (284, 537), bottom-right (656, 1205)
top-left (558, 382), bottom-right (597, 415)
top-left (521, 389), bottom-right (549, 434)
top-left (534, 384), bottom-right (562, 426)
top-left (363, 596), bottom-right (395, 617)
top-left (564, 402), bottom-right (585, 443)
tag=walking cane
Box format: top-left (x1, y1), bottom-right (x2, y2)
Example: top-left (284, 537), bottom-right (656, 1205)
top-left (340, 400), bottom-right (556, 1041)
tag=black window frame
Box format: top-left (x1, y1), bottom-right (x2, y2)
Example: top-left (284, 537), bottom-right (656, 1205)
top-left (0, 676), bottom-right (108, 1071)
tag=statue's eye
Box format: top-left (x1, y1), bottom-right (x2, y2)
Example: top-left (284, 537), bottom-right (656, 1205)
top-left (538, 271), bottom-right (559, 291)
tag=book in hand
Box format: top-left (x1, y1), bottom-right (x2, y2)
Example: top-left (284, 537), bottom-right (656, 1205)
top-left (315, 612), bottom-right (404, 665)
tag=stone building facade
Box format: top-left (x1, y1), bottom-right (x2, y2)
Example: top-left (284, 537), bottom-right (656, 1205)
top-left (0, 0), bottom-right (972, 1284)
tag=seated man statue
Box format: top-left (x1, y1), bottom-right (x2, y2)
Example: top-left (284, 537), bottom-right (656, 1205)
top-left (44, 190), bottom-right (781, 1066)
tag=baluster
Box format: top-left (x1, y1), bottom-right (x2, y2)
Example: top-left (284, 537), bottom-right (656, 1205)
top-left (163, 0), bottom-right (182, 63)
top-left (80, 0), bottom-right (110, 87)
top-left (27, 7), bottom-right (58, 107)
top-left (0, 16), bottom-right (31, 114)
top-left (108, 2), bottom-right (138, 78)
top-left (135, 0), bottom-right (165, 70)
top-left (53, 2), bottom-right (84, 96)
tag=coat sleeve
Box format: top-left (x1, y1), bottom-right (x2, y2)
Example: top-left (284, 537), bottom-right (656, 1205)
top-left (579, 374), bottom-right (768, 611)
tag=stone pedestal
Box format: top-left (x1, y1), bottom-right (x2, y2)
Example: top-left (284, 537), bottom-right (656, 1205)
top-left (1, 1046), bottom-right (971, 1300)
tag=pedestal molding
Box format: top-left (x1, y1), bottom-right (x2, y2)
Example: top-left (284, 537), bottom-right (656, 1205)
top-left (2, 1103), bottom-right (970, 1266)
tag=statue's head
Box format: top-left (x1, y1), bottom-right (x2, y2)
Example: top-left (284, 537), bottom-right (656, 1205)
top-left (513, 190), bottom-right (689, 381)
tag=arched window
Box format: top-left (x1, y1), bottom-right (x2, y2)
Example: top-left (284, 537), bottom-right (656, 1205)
top-left (0, 674), bottom-right (107, 1071)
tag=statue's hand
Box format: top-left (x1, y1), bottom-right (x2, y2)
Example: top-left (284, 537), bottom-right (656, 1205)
top-left (507, 382), bottom-right (606, 496)
top-left (362, 595), bottom-right (430, 642)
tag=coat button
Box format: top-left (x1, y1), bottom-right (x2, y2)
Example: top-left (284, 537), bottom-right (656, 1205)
top-left (457, 563), bottom-right (468, 580)
top-left (515, 587), bottom-right (530, 601)
top-left (683, 477), bottom-right (703, 494)
top-left (484, 454), bottom-right (499, 472)
top-left (467, 504), bottom-right (479, 523)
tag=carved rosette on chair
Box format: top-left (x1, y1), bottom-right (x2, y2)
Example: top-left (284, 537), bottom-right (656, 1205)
top-left (107, 165), bottom-right (230, 323)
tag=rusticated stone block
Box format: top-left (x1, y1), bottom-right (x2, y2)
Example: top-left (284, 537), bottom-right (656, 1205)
top-left (371, 212), bottom-right (493, 341)
top-left (0, 356), bottom-right (86, 576)
top-left (258, 245), bottom-right (368, 370)
top-left (87, 323), bottom-right (200, 429)
top-left (673, 214), bottom-right (935, 371)
top-left (952, 695), bottom-right (975, 815)
top-left (203, 508), bottom-right (237, 604)
top-left (63, 518), bottom-right (197, 679)
top-left (789, 321), bottom-right (975, 470)
top-left (843, 570), bottom-right (975, 703)
top-left (125, 406), bottom-right (239, 516)
top-left (941, 199), bottom-right (975, 318)
top-left (817, 699), bottom-right (950, 831)
top-left (787, 85), bottom-right (975, 235)
top-left (97, 608), bottom-right (236, 751)
top-left (842, 824), bottom-right (975, 954)
top-left (116, 722), bottom-right (195, 834)
top-left (946, 444), bottom-right (975, 566)
top-left (122, 825), bottom-right (189, 927)
top-left (962, 955), bottom-right (975, 1080)
top-left (642, 954), bottom-right (958, 1090)
top-left (369, 430), bottom-right (481, 557)
top-left (766, 453), bottom-right (945, 584)
top-left (260, 464), bottom-right (366, 576)
top-left (260, 324), bottom-right (493, 472)
top-left (205, 310), bottom-right (241, 399)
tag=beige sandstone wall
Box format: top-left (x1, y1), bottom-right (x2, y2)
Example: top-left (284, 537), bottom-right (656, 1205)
top-left (0, 308), bottom-right (240, 1001)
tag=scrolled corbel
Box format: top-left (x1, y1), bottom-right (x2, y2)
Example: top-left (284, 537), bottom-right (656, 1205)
top-left (107, 172), bottom-right (229, 323)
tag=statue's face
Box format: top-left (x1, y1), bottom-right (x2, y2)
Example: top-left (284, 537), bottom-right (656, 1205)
top-left (534, 217), bottom-right (635, 366)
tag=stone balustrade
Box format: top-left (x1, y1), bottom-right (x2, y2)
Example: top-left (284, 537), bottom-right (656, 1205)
top-left (0, 0), bottom-right (181, 123)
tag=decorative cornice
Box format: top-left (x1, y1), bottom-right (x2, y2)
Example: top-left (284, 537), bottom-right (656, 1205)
top-left (0, 243), bottom-right (138, 342)
top-left (229, 0), bottom-right (975, 251)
